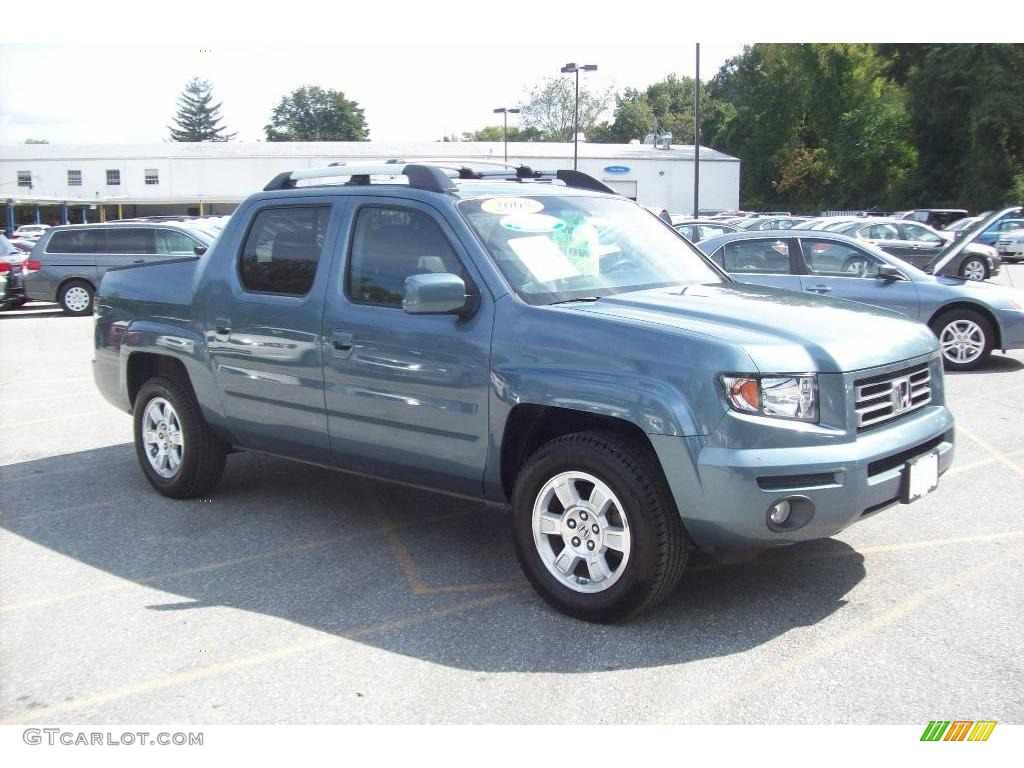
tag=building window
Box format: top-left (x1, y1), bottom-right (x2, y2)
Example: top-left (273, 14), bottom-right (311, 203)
top-left (68, 170), bottom-right (82, 186)
top-left (144, 169), bottom-right (159, 185)
top-left (17, 171), bottom-right (32, 188)
top-left (106, 169), bottom-right (121, 186)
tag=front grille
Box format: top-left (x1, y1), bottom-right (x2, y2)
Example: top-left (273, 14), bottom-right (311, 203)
top-left (854, 364), bottom-right (931, 430)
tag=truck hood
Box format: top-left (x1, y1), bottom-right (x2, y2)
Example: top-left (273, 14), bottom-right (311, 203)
top-left (563, 283), bottom-right (938, 373)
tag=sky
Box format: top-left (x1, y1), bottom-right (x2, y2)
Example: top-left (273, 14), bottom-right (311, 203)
top-left (0, 0), bottom-right (1012, 148)
top-left (0, 43), bottom-right (744, 145)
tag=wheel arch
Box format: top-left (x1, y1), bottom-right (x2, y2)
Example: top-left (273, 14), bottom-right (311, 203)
top-left (126, 352), bottom-right (193, 408)
top-left (499, 404), bottom-right (661, 502)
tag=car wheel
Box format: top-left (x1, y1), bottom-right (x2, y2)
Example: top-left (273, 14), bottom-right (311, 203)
top-left (511, 430), bottom-right (688, 622)
top-left (959, 257), bottom-right (988, 281)
top-left (841, 256), bottom-right (869, 277)
top-left (134, 375), bottom-right (227, 498)
top-left (58, 279), bottom-right (94, 316)
top-left (930, 309), bottom-right (994, 371)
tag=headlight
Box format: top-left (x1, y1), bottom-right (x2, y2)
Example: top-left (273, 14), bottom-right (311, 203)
top-left (721, 374), bottom-right (818, 422)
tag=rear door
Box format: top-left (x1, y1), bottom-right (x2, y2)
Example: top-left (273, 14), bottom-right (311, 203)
top-left (896, 223), bottom-right (945, 268)
top-left (796, 237), bottom-right (920, 319)
top-left (708, 237), bottom-right (802, 291)
top-left (206, 201), bottom-right (339, 461)
top-left (321, 197), bottom-right (494, 496)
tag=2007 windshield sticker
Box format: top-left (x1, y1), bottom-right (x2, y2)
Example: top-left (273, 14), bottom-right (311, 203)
top-left (500, 214), bottom-right (565, 233)
top-left (481, 197), bottom-right (544, 215)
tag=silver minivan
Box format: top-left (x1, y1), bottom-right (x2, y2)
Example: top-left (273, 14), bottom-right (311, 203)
top-left (24, 220), bottom-right (217, 315)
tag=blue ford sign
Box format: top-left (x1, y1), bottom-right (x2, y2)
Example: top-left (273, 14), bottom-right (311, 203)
top-left (603, 165), bottom-right (630, 174)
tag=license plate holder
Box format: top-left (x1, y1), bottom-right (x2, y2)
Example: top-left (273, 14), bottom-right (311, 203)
top-left (902, 450), bottom-right (939, 504)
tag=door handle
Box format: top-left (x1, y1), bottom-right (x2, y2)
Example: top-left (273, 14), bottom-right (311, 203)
top-left (214, 317), bottom-right (231, 335)
top-left (132, 259), bottom-right (145, 264)
top-left (807, 285), bottom-right (832, 293)
top-left (330, 330), bottom-right (355, 359)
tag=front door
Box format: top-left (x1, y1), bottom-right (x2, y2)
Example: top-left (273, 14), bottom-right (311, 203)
top-left (796, 237), bottom-right (921, 319)
top-left (321, 198), bottom-right (493, 496)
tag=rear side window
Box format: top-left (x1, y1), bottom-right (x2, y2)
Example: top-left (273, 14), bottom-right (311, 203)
top-left (46, 229), bottom-right (105, 254)
top-left (719, 239), bottom-right (792, 274)
top-left (347, 206), bottom-right (464, 308)
top-left (106, 229), bottom-right (156, 254)
top-left (239, 206), bottom-right (329, 295)
top-left (155, 229), bottom-right (200, 255)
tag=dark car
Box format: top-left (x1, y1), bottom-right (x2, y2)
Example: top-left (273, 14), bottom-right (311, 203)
top-left (832, 218), bottom-right (1000, 280)
top-left (894, 209), bottom-right (969, 229)
top-left (0, 234), bottom-right (27, 310)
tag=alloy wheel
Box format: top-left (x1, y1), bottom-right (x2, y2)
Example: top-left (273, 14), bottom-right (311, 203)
top-left (939, 319), bottom-right (985, 365)
top-left (142, 397), bottom-right (185, 478)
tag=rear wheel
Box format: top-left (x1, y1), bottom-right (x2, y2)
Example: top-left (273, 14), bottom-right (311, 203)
top-left (58, 279), bottom-right (94, 315)
top-left (930, 308), bottom-right (993, 371)
top-left (134, 375), bottom-right (227, 498)
top-left (959, 257), bottom-right (988, 281)
top-left (511, 430), bottom-right (688, 622)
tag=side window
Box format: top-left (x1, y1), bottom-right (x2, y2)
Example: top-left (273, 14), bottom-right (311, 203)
top-left (719, 239), bottom-right (791, 274)
top-left (801, 240), bottom-right (883, 278)
top-left (106, 228), bottom-right (156, 255)
top-left (155, 229), bottom-right (201, 255)
top-left (900, 224), bottom-right (942, 244)
top-left (867, 224), bottom-right (900, 240)
top-left (239, 206), bottom-right (329, 295)
top-left (46, 229), bottom-right (105, 254)
top-left (347, 206), bottom-right (465, 308)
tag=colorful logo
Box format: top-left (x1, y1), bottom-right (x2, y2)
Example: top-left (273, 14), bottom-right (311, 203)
top-left (920, 721), bottom-right (997, 741)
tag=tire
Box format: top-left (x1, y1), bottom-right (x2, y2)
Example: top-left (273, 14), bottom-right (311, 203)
top-left (959, 257), bottom-right (988, 281)
top-left (58, 279), bottom-right (94, 316)
top-left (133, 375), bottom-right (227, 498)
top-left (511, 430), bottom-right (688, 622)
top-left (930, 308), bottom-right (994, 371)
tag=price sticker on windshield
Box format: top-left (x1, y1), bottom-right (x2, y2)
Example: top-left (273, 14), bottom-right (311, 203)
top-left (481, 197), bottom-right (544, 215)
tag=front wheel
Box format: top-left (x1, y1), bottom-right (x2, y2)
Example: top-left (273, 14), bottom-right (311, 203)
top-left (134, 375), bottom-right (227, 498)
top-left (959, 257), bottom-right (988, 281)
top-left (930, 309), bottom-right (993, 371)
top-left (511, 431), bottom-right (688, 622)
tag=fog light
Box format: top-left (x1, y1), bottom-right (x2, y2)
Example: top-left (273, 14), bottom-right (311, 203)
top-left (769, 500), bottom-right (792, 526)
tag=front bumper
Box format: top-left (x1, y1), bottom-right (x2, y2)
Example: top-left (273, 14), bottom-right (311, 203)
top-left (652, 404), bottom-right (955, 551)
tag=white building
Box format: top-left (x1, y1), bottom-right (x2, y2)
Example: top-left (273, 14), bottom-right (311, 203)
top-left (1, 141), bottom-right (739, 228)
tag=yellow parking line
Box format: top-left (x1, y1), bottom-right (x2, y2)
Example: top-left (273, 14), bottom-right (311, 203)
top-left (944, 448), bottom-right (1024, 477)
top-left (1, 590), bottom-right (518, 725)
top-left (957, 425), bottom-right (1024, 477)
top-left (655, 544), bottom-right (1024, 723)
top-left (0, 509), bottom-right (472, 614)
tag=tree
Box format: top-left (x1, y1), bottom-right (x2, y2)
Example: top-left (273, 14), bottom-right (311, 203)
top-left (168, 78), bottom-right (236, 142)
top-left (459, 125), bottom-right (542, 142)
top-left (264, 86), bottom-right (368, 142)
top-left (519, 77), bottom-right (612, 141)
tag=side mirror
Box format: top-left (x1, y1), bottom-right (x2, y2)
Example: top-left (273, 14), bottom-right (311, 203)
top-left (194, 244), bottom-right (208, 256)
top-left (877, 265), bottom-right (907, 281)
top-left (403, 273), bottom-right (475, 316)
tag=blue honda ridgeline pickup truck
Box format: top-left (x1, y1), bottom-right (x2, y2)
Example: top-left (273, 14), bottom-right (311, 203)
top-left (93, 164), bottom-right (955, 621)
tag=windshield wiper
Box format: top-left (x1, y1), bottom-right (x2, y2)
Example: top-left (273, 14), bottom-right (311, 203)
top-left (548, 296), bottom-right (601, 305)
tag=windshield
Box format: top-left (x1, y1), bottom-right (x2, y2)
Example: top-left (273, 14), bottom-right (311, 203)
top-left (459, 195), bottom-right (725, 305)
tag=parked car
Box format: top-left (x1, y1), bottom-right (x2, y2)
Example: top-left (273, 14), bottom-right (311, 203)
top-left (697, 230), bottom-right (1024, 370)
top-left (893, 209), bottom-right (969, 229)
top-left (830, 218), bottom-right (1000, 280)
top-left (996, 227), bottom-right (1024, 263)
top-left (969, 217), bottom-right (1024, 247)
top-left (24, 221), bottom-right (216, 315)
top-left (669, 218), bottom-right (739, 242)
top-left (13, 223), bottom-right (51, 241)
top-left (93, 162), bottom-right (958, 622)
top-left (792, 216), bottom-right (865, 231)
top-left (0, 233), bottom-right (27, 310)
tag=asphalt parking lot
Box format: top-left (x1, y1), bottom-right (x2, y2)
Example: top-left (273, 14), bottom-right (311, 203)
top-left (2, 267), bottom-right (1023, 725)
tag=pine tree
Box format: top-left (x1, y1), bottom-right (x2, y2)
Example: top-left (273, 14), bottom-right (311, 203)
top-left (168, 78), bottom-right (236, 142)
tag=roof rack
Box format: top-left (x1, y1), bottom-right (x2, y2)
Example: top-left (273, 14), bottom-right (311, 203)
top-left (262, 163), bottom-right (617, 196)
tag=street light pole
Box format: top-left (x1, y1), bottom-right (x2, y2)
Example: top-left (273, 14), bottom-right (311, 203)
top-left (493, 107), bottom-right (521, 163)
top-left (560, 63), bottom-right (597, 171)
